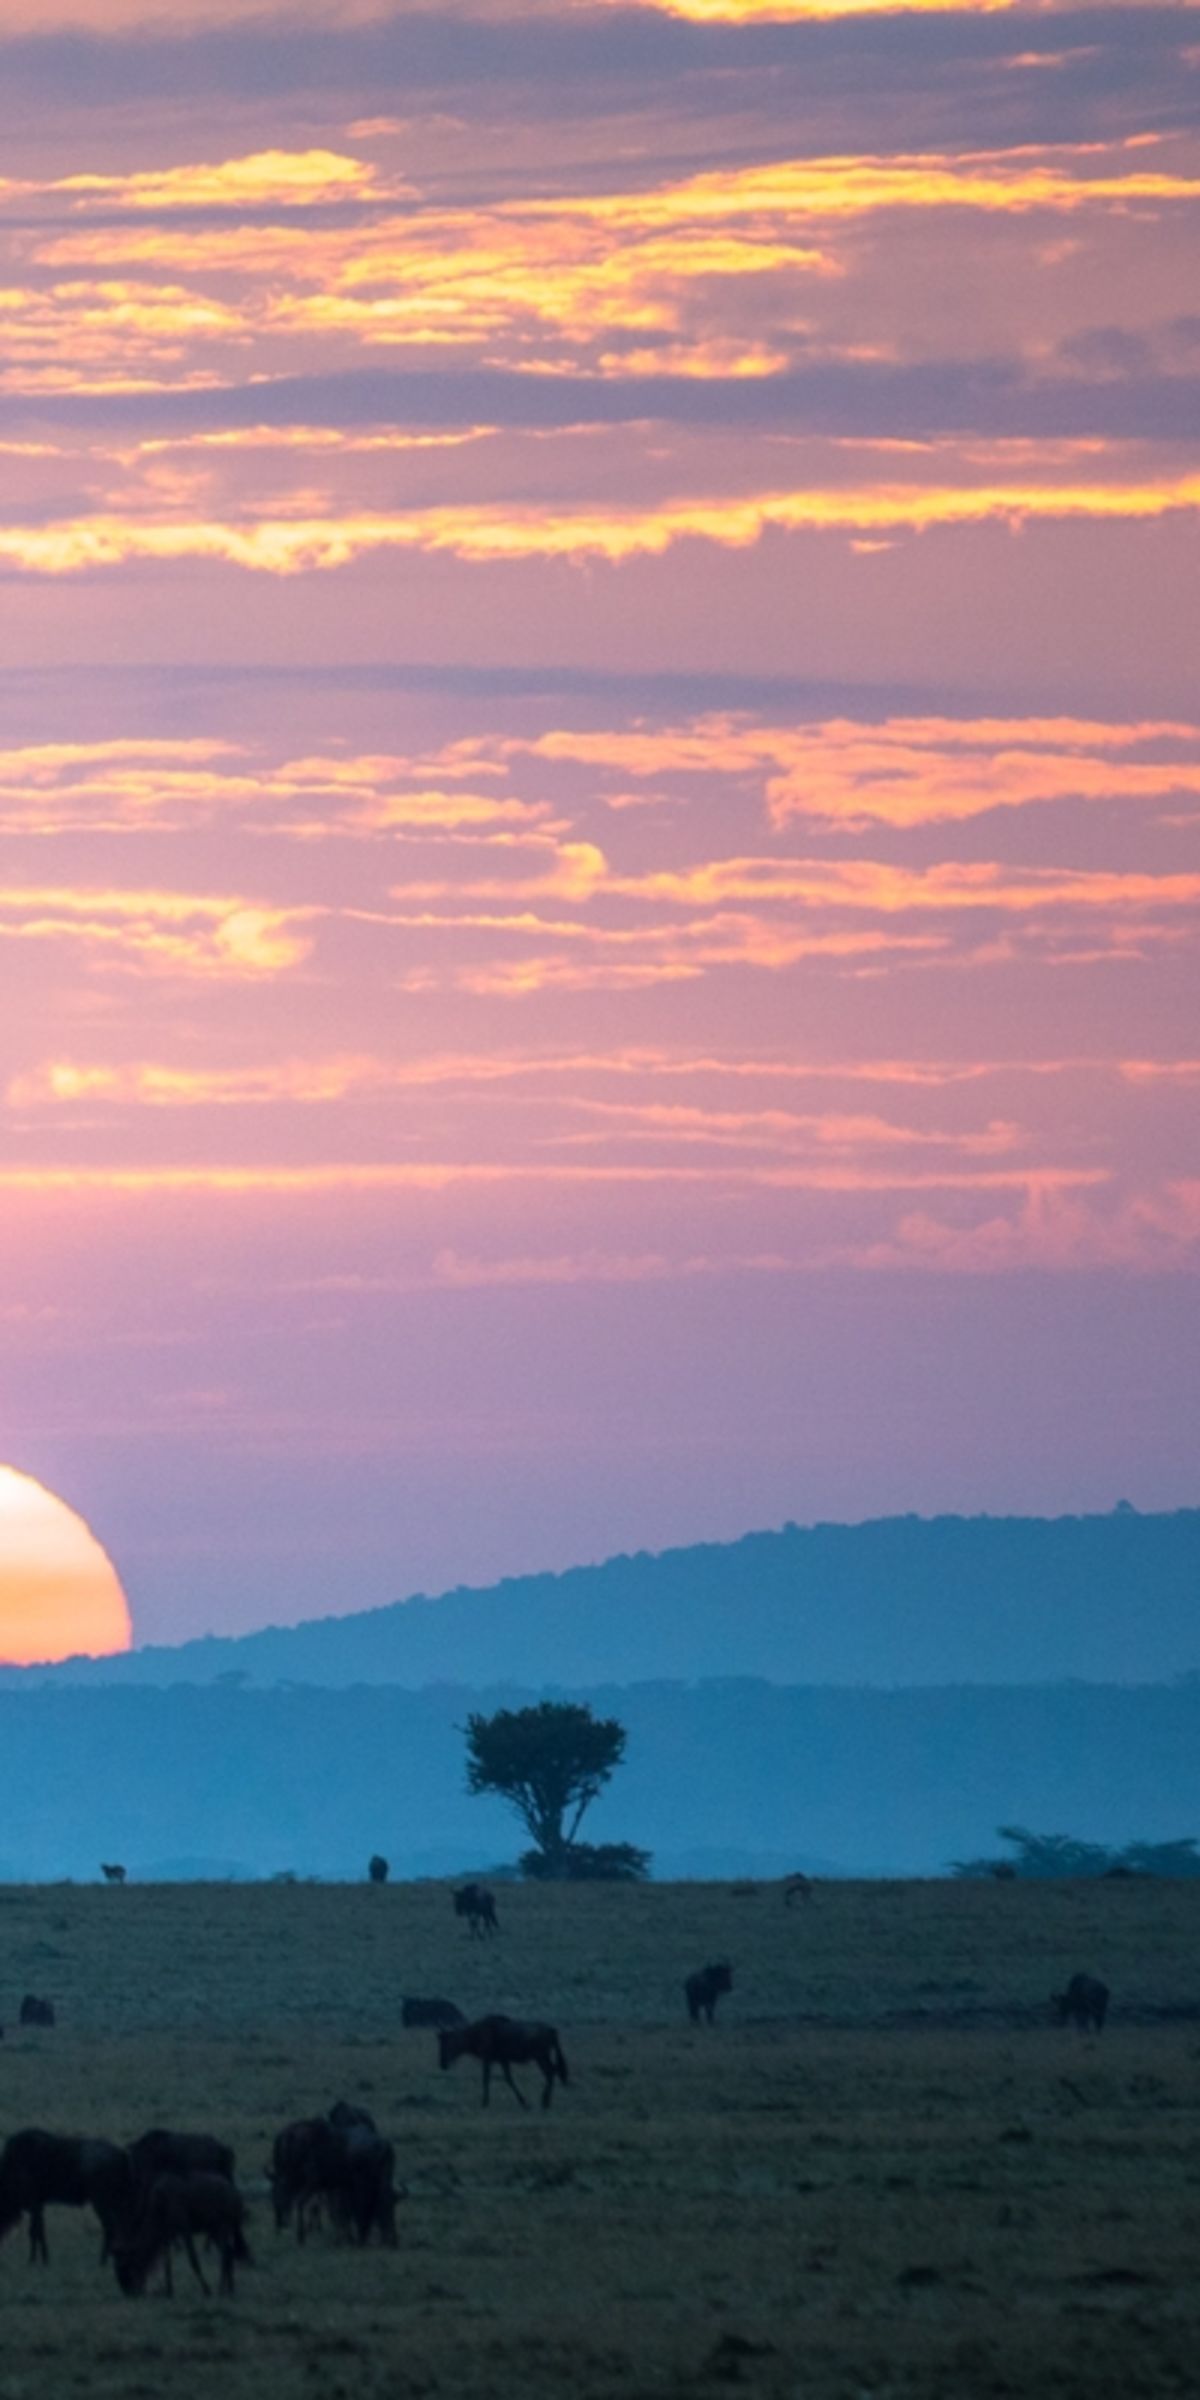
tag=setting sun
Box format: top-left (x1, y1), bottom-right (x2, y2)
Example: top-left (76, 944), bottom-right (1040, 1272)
top-left (0, 1468), bottom-right (133, 1666)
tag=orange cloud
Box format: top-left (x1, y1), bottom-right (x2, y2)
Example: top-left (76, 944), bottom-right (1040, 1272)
top-left (0, 886), bottom-right (310, 978)
top-left (1, 473), bottom-right (1197, 576)
top-left (523, 714), bottom-right (1200, 827)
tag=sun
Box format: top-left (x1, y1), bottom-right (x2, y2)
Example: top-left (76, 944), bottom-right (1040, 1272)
top-left (0, 1467), bottom-right (133, 1666)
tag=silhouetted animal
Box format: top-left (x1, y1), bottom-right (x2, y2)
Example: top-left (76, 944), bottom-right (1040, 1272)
top-left (453, 1882), bottom-right (499, 1937)
top-left (113, 2171), bottom-right (249, 2297)
top-left (18, 1995), bottom-right (55, 2027)
top-left (0, 2129), bottom-right (134, 2264)
top-left (100, 1862), bottom-right (126, 1885)
top-left (1052, 1972), bottom-right (1109, 2033)
top-left (783, 1873), bottom-right (813, 1906)
top-left (368, 1853), bottom-right (389, 1884)
top-left (128, 2129), bottom-right (236, 2186)
top-left (438, 2014), bottom-right (568, 2109)
top-left (268, 2118), bottom-right (325, 2233)
top-left (685, 1961), bottom-right (733, 2024)
top-left (403, 1996), bottom-right (465, 2029)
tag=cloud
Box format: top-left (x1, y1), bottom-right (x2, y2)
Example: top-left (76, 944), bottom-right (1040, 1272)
top-left (0, 885), bottom-right (310, 977)
top-left (519, 712), bottom-right (1200, 826)
top-left (836, 1179), bottom-right (1200, 1272)
top-left (1, 467), bottom-right (1196, 577)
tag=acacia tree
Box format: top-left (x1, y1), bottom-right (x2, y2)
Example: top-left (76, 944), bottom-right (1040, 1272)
top-left (463, 1700), bottom-right (645, 1877)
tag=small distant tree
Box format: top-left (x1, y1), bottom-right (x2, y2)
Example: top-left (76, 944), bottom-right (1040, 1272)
top-left (463, 1701), bottom-right (645, 1878)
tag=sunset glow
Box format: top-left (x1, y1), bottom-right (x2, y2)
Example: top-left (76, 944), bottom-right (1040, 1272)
top-left (0, 1469), bottom-right (133, 1666)
top-left (0, 0), bottom-right (1193, 1644)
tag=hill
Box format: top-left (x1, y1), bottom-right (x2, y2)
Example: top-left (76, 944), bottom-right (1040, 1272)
top-left (8, 1505), bottom-right (1199, 1690)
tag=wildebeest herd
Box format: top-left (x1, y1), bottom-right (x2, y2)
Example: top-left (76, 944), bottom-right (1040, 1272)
top-left (0, 1875), bottom-right (1113, 2301)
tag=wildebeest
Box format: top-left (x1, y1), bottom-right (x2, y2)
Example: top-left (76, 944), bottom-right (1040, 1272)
top-left (783, 1873), bottom-right (813, 1906)
top-left (453, 1881), bottom-right (499, 1937)
top-left (18, 1994), bottom-right (55, 2027)
top-left (128, 2129), bottom-right (236, 2185)
top-left (685, 1961), bottom-right (733, 2025)
top-left (100, 1862), bottom-right (126, 1885)
top-left (0, 2129), bottom-right (135, 2264)
top-left (268, 2117), bottom-right (326, 2234)
top-left (403, 1995), bottom-right (465, 2029)
top-left (1052, 1971), bottom-right (1109, 2033)
top-left (113, 2170), bottom-right (249, 2297)
top-left (368, 1853), bottom-right (389, 1884)
top-left (270, 2113), bottom-right (397, 2245)
top-left (438, 2013), bottom-right (569, 2109)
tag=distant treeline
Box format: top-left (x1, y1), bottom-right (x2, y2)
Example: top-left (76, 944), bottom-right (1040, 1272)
top-left (2, 1674), bottom-right (1200, 1881)
top-left (954, 1826), bottom-right (1200, 1879)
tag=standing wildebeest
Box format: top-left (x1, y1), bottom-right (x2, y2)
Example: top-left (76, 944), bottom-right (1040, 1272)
top-left (685, 1961), bottom-right (733, 2025)
top-left (18, 1995), bottom-right (55, 2027)
top-left (113, 2171), bottom-right (249, 2297)
top-left (268, 2117), bottom-right (326, 2233)
top-left (439, 2013), bottom-right (568, 2110)
top-left (783, 1873), bottom-right (814, 1907)
top-left (453, 1881), bottom-right (499, 1937)
top-left (0, 2129), bottom-right (135, 2264)
top-left (1052, 1972), bottom-right (1109, 2033)
top-left (270, 2114), bottom-right (397, 2245)
top-left (100, 1862), bottom-right (126, 1885)
top-left (403, 1995), bottom-right (464, 2029)
top-left (368, 1853), bottom-right (389, 1884)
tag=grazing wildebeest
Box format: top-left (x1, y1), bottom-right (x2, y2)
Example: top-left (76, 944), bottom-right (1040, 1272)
top-left (100, 1862), bottom-right (126, 1885)
top-left (453, 1881), bottom-right (499, 1937)
top-left (368, 1853), bottom-right (389, 1884)
top-left (403, 1995), bottom-right (465, 2029)
top-left (0, 2129), bottom-right (135, 2264)
top-left (18, 1995), bottom-right (55, 2027)
top-left (783, 1873), bottom-right (814, 1906)
top-left (113, 2171), bottom-right (249, 2297)
top-left (129, 2129), bottom-right (236, 2185)
top-left (1052, 1971), bottom-right (1109, 2033)
top-left (685, 1961), bottom-right (734, 2025)
top-left (438, 2013), bottom-right (569, 2110)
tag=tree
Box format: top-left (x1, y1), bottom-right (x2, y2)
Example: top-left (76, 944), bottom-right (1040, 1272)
top-left (463, 1701), bottom-right (639, 1877)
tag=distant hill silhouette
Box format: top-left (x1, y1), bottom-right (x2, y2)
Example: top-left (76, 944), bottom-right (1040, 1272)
top-left (7, 1505), bottom-right (1198, 1689)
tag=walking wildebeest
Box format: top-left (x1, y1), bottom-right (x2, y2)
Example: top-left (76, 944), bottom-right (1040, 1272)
top-left (403, 1995), bottom-right (465, 2029)
top-left (438, 2013), bottom-right (568, 2109)
top-left (0, 2129), bottom-right (134, 2264)
top-left (783, 1873), bottom-right (813, 1906)
top-left (453, 1881), bottom-right (499, 1937)
top-left (685, 1961), bottom-right (733, 2025)
top-left (1052, 1971), bottom-right (1109, 2033)
top-left (18, 1995), bottom-right (55, 2027)
top-left (113, 2171), bottom-right (249, 2297)
top-left (100, 1862), bottom-right (126, 1885)
top-left (368, 1853), bottom-right (389, 1884)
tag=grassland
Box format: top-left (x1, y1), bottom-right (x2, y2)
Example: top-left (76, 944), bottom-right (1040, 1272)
top-left (1, 1875), bottom-right (1198, 2398)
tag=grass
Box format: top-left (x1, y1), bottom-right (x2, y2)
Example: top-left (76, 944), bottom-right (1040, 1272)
top-left (0, 1875), bottom-right (1199, 2396)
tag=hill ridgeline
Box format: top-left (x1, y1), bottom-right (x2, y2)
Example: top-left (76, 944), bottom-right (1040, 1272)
top-left (8, 1505), bottom-right (1199, 1690)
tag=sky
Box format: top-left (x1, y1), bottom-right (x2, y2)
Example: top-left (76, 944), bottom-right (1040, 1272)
top-left (0, 0), bottom-right (1197, 1649)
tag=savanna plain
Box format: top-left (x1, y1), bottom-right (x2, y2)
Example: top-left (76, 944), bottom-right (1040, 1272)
top-left (1, 1876), bottom-right (1198, 2399)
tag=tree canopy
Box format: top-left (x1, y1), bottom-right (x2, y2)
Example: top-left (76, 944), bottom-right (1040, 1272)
top-left (463, 1700), bottom-right (639, 1876)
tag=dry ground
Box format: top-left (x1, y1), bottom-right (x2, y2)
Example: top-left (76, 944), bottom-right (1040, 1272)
top-left (0, 1876), bottom-right (1199, 2398)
